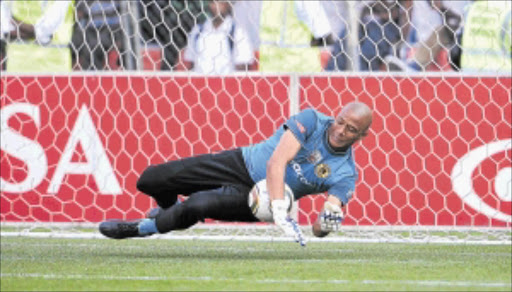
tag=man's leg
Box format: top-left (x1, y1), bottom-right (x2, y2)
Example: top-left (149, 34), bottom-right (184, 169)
top-left (154, 185), bottom-right (258, 233)
top-left (99, 184), bottom-right (258, 238)
top-left (136, 149), bottom-right (253, 209)
top-left (98, 149), bottom-right (256, 239)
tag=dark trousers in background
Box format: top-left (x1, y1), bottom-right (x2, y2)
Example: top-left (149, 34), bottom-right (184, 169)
top-left (70, 24), bottom-right (125, 70)
top-left (0, 39), bottom-right (6, 70)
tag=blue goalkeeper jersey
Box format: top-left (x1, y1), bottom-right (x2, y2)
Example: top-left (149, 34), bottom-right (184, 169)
top-left (241, 108), bottom-right (358, 204)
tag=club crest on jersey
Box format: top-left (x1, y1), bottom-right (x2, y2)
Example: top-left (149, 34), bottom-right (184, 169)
top-left (307, 150), bottom-right (322, 164)
top-left (315, 163), bottom-right (331, 178)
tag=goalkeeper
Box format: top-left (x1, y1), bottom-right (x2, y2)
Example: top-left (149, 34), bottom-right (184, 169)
top-left (100, 102), bottom-right (373, 245)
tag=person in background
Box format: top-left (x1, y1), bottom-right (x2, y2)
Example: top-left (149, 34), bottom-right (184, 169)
top-left (138, 0), bottom-right (207, 71)
top-left (183, 0), bottom-right (254, 74)
top-left (386, 0), bottom-right (470, 71)
top-left (358, 0), bottom-right (402, 72)
top-left (1, 0), bottom-right (32, 70)
top-left (71, 0), bottom-right (125, 70)
top-left (232, 0), bottom-right (261, 70)
top-left (1, 0), bottom-right (73, 72)
top-left (258, 0), bottom-right (335, 73)
top-left (460, 0), bottom-right (511, 73)
top-left (323, 1), bottom-right (351, 71)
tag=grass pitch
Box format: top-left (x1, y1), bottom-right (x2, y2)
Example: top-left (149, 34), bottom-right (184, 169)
top-left (1, 236), bottom-right (511, 291)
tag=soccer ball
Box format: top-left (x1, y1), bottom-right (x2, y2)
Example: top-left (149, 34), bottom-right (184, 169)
top-left (248, 179), bottom-right (295, 222)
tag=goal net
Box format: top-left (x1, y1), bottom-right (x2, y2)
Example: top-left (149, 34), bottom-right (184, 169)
top-left (1, 0), bottom-right (511, 244)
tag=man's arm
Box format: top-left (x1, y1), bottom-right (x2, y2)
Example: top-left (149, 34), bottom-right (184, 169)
top-left (266, 130), bottom-right (306, 245)
top-left (312, 195), bottom-right (344, 237)
top-left (266, 130), bottom-right (301, 201)
top-left (34, 0), bottom-right (71, 45)
top-left (10, 17), bottom-right (35, 40)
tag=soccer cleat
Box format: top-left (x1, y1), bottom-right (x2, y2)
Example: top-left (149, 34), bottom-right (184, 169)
top-left (99, 220), bottom-right (150, 239)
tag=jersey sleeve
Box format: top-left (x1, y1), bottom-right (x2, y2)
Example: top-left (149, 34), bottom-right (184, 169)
top-left (283, 108), bottom-right (318, 145)
top-left (328, 176), bottom-right (356, 205)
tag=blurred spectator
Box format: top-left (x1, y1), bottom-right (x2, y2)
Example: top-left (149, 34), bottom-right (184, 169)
top-left (232, 0), bottom-right (261, 70)
top-left (183, 0), bottom-right (254, 74)
top-left (461, 0), bottom-right (511, 73)
top-left (322, 1), bottom-right (350, 40)
top-left (71, 0), bottom-right (125, 70)
top-left (387, 0), bottom-right (470, 71)
top-left (358, 0), bottom-right (402, 71)
top-left (259, 0), bottom-right (335, 72)
top-left (1, 0), bottom-right (33, 70)
top-left (1, 0), bottom-right (73, 72)
top-left (138, 0), bottom-right (207, 71)
top-left (324, 1), bottom-right (351, 71)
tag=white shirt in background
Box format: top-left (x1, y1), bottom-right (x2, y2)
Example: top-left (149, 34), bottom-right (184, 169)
top-left (1, 1), bottom-right (15, 39)
top-left (184, 16), bottom-right (254, 75)
top-left (411, 0), bottom-right (470, 43)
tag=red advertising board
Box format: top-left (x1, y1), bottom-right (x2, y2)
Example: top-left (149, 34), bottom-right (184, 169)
top-left (1, 76), bottom-right (290, 222)
top-left (1, 75), bottom-right (511, 227)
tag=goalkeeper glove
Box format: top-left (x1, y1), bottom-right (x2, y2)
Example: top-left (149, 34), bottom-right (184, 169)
top-left (320, 201), bottom-right (344, 232)
top-left (271, 199), bottom-right (306, 246)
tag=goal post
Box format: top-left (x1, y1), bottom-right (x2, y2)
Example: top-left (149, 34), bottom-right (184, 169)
top-left (1, 72), bottom-right (510, 244)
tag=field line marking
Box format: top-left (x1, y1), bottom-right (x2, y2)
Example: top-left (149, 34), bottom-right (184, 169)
top-left (1, 273), bottom-right (510, 288)
top-left (2, 231), bottom-right (511, 245)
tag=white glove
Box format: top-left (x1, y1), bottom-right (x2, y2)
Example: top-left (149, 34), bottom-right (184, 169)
top-left (271, 199), bottom-right (306, 246)
top-left (320, 201), bottom-right (344, 232)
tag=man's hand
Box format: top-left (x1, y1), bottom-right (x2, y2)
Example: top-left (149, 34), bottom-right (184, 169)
top-left (272, 199), bottom-right (306, 246)
top-left (319, 201), bottom-right (344, 232)
top-left (34, 1), bottom-right (71, 46)
top-left (35, 16), bottom-right (53, 45)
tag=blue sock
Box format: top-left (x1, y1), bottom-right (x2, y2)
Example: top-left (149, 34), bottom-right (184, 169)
top-left (138, 218), bottom-right (159, 235)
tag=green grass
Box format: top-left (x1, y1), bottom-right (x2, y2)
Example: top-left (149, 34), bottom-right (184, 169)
top-left (1, 237), bottom-right (511, 291)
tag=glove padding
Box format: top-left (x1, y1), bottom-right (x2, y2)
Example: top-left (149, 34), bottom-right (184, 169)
top-left (320, 201), bottom-right (344, 232)
top-left (272, 199), bottom-right (306, 246)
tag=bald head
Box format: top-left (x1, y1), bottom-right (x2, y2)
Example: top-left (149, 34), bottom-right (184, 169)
top-left (339, 102), bottom-right (373, 135)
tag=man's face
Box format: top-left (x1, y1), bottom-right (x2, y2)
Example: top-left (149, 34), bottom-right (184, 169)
top-left (328, 108), bottom-right (369, 149)
top-left (209, 1), bottom-right (231, 18)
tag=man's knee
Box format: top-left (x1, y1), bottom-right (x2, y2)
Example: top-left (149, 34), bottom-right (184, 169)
top-left (136, 165), bottom-right (160, 194)
top-left (180, 195), bottom-right (209, 218)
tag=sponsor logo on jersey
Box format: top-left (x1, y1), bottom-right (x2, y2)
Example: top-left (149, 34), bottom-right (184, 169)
top-left (315, 163), bottom-right (331, 178)
top-left (290, 160), bottom-right (314, 186)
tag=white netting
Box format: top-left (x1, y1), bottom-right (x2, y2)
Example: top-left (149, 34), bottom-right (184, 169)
top-left (1, 0), bottom-right (511, 243)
